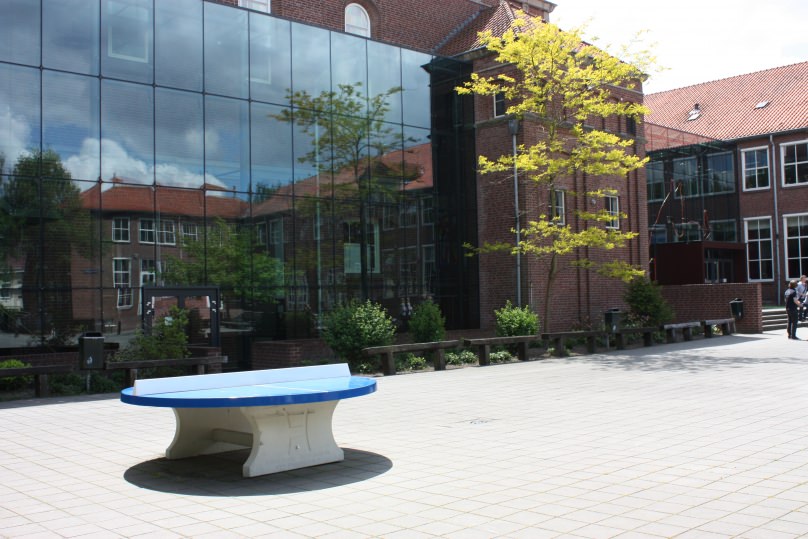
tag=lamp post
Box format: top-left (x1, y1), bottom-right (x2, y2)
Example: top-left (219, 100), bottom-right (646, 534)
top-left (508, 118), bottom-right (521, 307)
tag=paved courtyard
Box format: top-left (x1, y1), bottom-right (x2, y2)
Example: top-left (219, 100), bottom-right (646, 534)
top-left (2, 331), bottom-right (808, 538)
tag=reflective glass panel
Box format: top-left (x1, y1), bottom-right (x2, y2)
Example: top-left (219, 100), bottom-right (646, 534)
top-left (0, 0), bottom-right (40, 66)
top-left (331, 32), bottom-right (367, 94)
top-left (43, 0), bottom-right (100, 75)
top-left (249, 14), bottom-right (291, 105)
top-left (156, 0), bottom-right (202, 91)
top-left (205, 95), bottom-right (250, 192)
top-left (251, 102), bottom-right (294, 191)
top-left (102, 0), bottom-right (153, 83)
top-left (156, 88), bottom-right (204, 187)
top-left (0, 64), bottom-right (40, 175)
top-left (291, 23), bottom-right (330, 102)
top-left (43, 71), bottom-right (100, 182)
top-left (368, 41), bottom-right (402, 124)
top-left (101, 80), bottom-right (154, 184)
top-left (401, 49), bottom-right (431, 129)
top-left (204, 3), bottom-right (249, 99)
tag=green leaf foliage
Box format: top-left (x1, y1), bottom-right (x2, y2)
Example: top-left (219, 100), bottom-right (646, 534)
top-left (0, 359), bottom-right (33, 391)
top-left (408, 299), bottom-right (446, 343)
top-left (112, 306), bottom-right (190, 362)
top-left (495, 300), bottom-right (539, 337)
top-left (321, 300), bottom-right (396, 369)
top-left (623, 277), bottom-right (674, 327)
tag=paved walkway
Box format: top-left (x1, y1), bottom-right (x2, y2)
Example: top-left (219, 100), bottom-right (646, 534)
top-left (2, 331), bottom-right (808, 538)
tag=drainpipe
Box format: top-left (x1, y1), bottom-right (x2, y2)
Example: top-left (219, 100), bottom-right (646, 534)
top-left (770, 135), bottom-right (781, 303)
top-left (509, 118), bottom-right (522, 307)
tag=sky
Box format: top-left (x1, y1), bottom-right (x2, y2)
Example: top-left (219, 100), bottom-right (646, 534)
top-left (551, 0), bottom-right (808, 94)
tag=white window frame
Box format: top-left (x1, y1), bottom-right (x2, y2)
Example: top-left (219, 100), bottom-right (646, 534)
top-left (741, 146), bottom-right (770, 191)
top-left (112, 217), bottom-right (130, 243)
top-left (113, 257), bottom-right (132, 308)
top-left (784, 213), bottom-right (808, 280)
top-left (157, 220), bottom-right (176, 245)
top-left (344, 3), bottom-right (370, 37)
top-left (140, 259), bottom-right (156, 285)
top-left (605, 195), bottom-right (619, 229)
top-left (106, 0), bottom-right (151, 63)
top-left (744, 216), bottom-right (773, 282)
top-left (139, 219), bottom-right (155, 244)
top-left (782, 140), bottom-right (808, 186)
top-left (239, 0), bottom-right (270, 13)
top-left (493, 92), bottom-right (506, 118)
top-left (181, 222), bottom-right (198, 242)
top-left (249, 15), bottom-right (273, 84)
top-left (551, 190), bottom-right (565, 225)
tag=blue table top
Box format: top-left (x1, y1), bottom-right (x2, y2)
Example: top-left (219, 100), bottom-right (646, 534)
top-left (121, 376), bottom-right (377, 408)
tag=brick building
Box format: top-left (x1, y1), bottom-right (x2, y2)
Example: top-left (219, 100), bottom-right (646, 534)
top-left (645, 61), bottom-right (808, 305)
top-left (0, 0), bottom-right (647, 363)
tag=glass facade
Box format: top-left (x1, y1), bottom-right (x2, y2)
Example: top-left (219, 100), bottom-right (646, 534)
top-left (0, 0), bottom-right (473, 359)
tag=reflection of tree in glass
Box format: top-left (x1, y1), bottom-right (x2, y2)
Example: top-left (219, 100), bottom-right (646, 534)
top-left (273, 82), bottom-right (405, 301)
top-left (161, 218), bottom-right (284, 314)
top-left (0, 150), bottom-right (94, 341)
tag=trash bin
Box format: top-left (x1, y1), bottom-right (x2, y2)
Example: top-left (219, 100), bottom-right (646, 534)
top-left (78, 331), bottom-right (104, 370)
top-left (729, 298), bottom-right (744, 320)
top-left (604, 308), bottom-right (624, 332)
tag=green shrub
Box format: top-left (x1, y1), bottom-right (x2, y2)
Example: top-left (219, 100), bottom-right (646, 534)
top-left (489, 350), bottom-right (513, 364)
top-left (112, 306), bottom-right (190, 362)
top-left (408, 299), bottom-right (446, 343)
top-left (0, 359), bottom-right (33, 391)
top-left (624, 277), bottom-right (674, 327)
top-left (395, 352), bottom-right (427, 372)
top-left (446, 350), bottom-right (478, 366)
top-left (495, 301), bottom-right (539, 337)
top-left (321, 300), bottom-right (396, 370)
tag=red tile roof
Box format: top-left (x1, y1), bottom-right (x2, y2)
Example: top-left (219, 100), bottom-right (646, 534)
top-left (436, 0), bottom-right (522, 57)
top-left (645, 61), bottom-right (808, 142)
top-left (81, 181), bottom-right (247, 218)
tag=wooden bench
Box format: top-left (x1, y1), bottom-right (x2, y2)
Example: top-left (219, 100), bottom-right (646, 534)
top-left (105, 355), bottom-right (228, 387)
top-left (0, 364), bottom-right (74, 397)
top-left (120, 363), bottom-right (376, 477)
top-left (702, 318), bottom-right (735, 337)
top-left (540, 330), bottom-right (605, 357)
top-left (462, 335), bottom-right (542, 365)
top-left (662, 321), bottom-right (702, 343)
top-left (611, 327), bottom-right (657, 350)
top-left (363, 340), bottom-right (462, 375)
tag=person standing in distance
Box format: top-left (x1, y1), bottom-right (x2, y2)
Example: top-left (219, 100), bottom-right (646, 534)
top-left (785, 280), bottom-right (802, 339)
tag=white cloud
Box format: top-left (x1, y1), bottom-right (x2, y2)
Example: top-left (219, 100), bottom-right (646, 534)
top-left (0, 110), bottom-right (33, 173)
top-left (552, 0), bottom-right (808, 93)
top-left (63, 138), bottom-right (227, 190)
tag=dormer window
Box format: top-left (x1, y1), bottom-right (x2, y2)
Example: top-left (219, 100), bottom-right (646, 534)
top-left (345, 4), bottom-right (370, 37)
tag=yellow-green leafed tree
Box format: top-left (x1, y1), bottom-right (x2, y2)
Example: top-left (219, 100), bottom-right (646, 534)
top-left (457, 12), bottom-right (653, 331)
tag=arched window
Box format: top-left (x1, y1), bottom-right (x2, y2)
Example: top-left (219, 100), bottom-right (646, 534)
top-left (345, 3), bottom-right (370, 37)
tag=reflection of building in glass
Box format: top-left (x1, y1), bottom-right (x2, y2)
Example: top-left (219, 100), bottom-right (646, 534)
top-left (1, 0), bottom-right (648, 361)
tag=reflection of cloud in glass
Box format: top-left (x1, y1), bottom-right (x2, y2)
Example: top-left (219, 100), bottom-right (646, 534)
top-left (0, 111), bottom-right (32, 173)
top-left (63, 138), bottom-right (226, 190)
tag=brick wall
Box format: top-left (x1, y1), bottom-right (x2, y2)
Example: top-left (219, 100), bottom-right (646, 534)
top-left (660, 283), bottom-right (762, 333)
